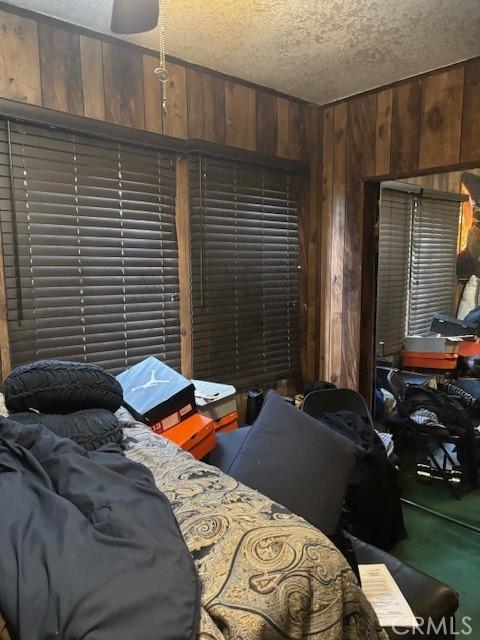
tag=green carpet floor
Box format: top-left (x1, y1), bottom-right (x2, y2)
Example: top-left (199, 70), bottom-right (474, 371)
top-left (393, 504), bottom-right (480, 635)
top-left (399, 456), bottom-right (480, 529)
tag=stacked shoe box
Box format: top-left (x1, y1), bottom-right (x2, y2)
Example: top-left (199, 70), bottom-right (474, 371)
top-left (161, 378), bottom-right (239, 458)
top-left (165, 380), bottom-right (239, 459)
top-left (116, 356), bottom-right (196, 430)
top-left (116, 357), bottom-right (216, 459)
top-left (192, 380), bottom-right (239, 433)
top-left (403, 336), bottom-right (460, 370)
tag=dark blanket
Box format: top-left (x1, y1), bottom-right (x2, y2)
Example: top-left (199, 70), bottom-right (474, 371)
top-left (0, 418), bottom-right (200, 640)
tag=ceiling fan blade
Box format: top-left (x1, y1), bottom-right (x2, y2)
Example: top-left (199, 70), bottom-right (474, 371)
top-left (111, 0), bottom-right (159, 34)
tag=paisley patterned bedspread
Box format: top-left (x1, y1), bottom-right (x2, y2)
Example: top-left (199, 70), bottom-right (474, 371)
top-left (123, 419), bottom-right (388, 640)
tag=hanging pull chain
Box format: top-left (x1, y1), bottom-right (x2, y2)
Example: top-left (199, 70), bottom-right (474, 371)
top-left (154, 0), bottom-right (168, 115)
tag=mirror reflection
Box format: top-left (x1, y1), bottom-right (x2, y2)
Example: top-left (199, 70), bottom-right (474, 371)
top-left (374, 169), bottom-right (480, 530)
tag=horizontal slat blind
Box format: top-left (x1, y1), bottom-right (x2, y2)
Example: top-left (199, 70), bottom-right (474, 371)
top-left (408, 194), bottom-right (460, 335)
top-left (0, 120), bottom-right (180, 373)
top-left (189, 155), bottom-right (300, 388)
top-left (377, 184), bottom-right (462, 354)
top-left (376, 188), bottom-right (412, 355)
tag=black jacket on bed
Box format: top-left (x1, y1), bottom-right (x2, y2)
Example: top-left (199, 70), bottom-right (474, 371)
top-left (0, 418), bottom-right (200, 640)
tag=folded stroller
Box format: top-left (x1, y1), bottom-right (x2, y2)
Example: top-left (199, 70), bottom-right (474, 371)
top-left (378, 366), bottom-right (478, 499)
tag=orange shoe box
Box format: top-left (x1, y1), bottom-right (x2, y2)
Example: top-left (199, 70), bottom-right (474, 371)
top-left (214, 411), bottom-right (239, 433)
top-left (161, 413), bottom-right (217, 460)
top-left (458, 341), bottom-right (480, 357)
top-left (402, 351), bottom-right (458, 370)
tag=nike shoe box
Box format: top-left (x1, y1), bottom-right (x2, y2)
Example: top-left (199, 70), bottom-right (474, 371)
top-left (404, 335), bottom-right (460, 354)
top-left (116, 356), bottom-right (196, 430)
top-left (162, 413), bottom-right (217, 460)
top-left (193, 379), bottom-right (237, 420)
top-left (402, 351), bottom-right (458, 370)
top-left (214, 411), bottom-right (239, 433)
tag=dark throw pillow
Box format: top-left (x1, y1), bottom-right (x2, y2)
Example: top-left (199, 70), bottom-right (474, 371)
top-left (227, 390), bottom-right (357, 536)
top-left (4, 360), bottom-right (123, 414)
top-left (8, 409), bottom-right (123, 452)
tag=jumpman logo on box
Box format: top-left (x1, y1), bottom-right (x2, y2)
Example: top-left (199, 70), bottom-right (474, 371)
top-left (131, 369), bottom-right (171, 392)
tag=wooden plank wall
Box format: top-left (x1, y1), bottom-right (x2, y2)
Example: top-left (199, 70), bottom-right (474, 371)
top-left (0, 9), bottom-right (308, 162)
top-left (0, 6), bottom-right (479, 393)
top-left (316, 57), bottom-right (480, 394)
top-left (0, 6), bottom-right (320, 385)
top-left (406, 167), bottom-right (480, 193)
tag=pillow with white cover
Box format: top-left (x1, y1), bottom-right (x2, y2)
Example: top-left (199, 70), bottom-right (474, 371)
top-left (457, 275), bottom-right (480, 320)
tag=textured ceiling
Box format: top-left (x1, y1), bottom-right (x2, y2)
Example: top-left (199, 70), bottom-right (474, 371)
top-left (4, 0), bottom-right (480, 104)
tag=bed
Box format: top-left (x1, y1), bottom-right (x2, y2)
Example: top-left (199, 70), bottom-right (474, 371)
top-left (0, 403), bottom-right (387, 640)
top-left (122, 411), bottom-right (388, 640)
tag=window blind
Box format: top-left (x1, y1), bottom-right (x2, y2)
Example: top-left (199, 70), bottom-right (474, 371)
top-left (376, 187), bottom-right (412, 355)
top-left (0, 120), bottom-right (180, 373)
top-left (376, 183), bottom-right (462, 355)
top-left (408, 193), bottom-right (460, 335)
top-left (189, 155), bottom-right (300, 388)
